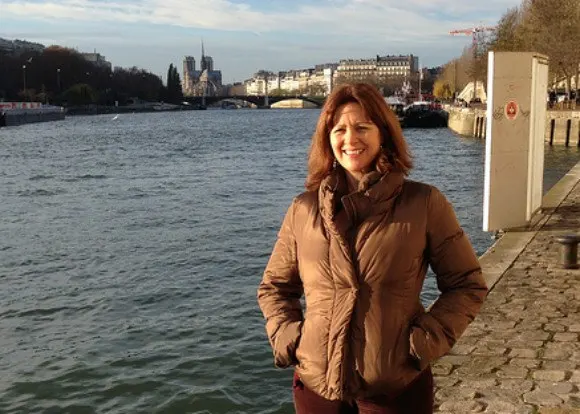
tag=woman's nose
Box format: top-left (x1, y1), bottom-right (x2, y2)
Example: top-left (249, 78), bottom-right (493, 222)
top-left (344, 127), bottom-right (359, 143)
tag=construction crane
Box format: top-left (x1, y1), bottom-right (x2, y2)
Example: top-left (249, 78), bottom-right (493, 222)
top-left (450, 26), bottom-right (496, 102)
top-left (450, 26), bottom-right (496, 50)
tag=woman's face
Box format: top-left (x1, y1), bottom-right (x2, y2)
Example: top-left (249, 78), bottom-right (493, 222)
top-left (330, 102), bottom-right (382, 180)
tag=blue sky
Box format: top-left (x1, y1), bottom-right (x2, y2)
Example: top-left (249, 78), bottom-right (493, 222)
top-left (0, 0), bottom-right (521, 83)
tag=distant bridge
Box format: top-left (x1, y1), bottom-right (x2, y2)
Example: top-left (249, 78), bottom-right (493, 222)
top-left (183, 95), bottom-right (325, 108)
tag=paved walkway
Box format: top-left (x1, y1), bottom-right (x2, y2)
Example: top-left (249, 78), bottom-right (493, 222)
top-left (433, 162), bottom-right (580, 414)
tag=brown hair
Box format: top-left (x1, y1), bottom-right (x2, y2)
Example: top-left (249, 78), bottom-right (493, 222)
top-left (305, 82), bottom-right (413, 191)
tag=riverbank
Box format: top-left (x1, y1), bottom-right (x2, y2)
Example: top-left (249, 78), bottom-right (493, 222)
top-left (434, 160), bottom-right (580, 413)
top-left (0, 102), bottom-right (65, 127)
top-left (64, 102), bottom-right (206, 115)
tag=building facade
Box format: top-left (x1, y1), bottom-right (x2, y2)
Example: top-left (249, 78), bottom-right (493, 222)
top-left (182, 56), bottom-right (196, 96)
top-left (242, 55), bottom-right (419, 97)
top-left (336, 54), bottom-right (418, 82)
top-left (244, 63), bottom-right (338, 97)
top-left (241, 54), bottom-right (421, 97)
top-left (182, 43), bottom-right (223, 96)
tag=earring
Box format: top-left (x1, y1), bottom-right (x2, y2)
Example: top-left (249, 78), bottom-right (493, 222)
top-left (333, 159), bottom-right (337, 169)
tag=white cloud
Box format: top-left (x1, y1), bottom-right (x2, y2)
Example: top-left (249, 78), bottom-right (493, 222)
top-left (0, 0), bottom-right (521, 81)
top-left (355, 0), bottom-right (518, 14)
top-left (1, 0), bottom-right (518, 38)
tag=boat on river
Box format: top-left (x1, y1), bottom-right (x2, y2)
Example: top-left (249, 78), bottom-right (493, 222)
top-left (399, 101), bottom-right (448, 128)
top-left (0, 102), bottom-right (65, 127)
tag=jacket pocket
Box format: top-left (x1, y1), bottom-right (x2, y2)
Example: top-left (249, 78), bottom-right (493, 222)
top-left (273, 320), bottom-right (303, 368)
top-left (409, 325), bottom-right (431, 371)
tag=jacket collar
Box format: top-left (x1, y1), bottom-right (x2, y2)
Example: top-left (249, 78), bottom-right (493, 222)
top-left (318, 167), bottom-right (405, 229)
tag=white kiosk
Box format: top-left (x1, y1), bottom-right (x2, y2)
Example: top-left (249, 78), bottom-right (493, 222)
top-left (483, 52), bottom-right (549, 231)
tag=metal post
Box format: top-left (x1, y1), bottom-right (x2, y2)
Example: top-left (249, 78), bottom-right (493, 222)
top-left (418, 68), bottom-right (422, 101)
top-left (264, 75), bottom-right (269, 108)
top-left (57, 68), bottom-right (61, 92)
top-left (22, 64), bottom-right (27, 98)
top-left (472, 30), bottom-right (478, 103)
top-left (454, 60), bottom-right (458, 101)
top-left (472, 45), bottom-right (477, 103)
top-left (555, 235), bottom-right (580, 269)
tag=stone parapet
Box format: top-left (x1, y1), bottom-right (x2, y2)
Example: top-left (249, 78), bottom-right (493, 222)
top-left (546, 111), bottom-right (580, 146)
top-left (445, 107), bottom-right (580, 146)
top-left (447, 107), bottom-right (476, 136)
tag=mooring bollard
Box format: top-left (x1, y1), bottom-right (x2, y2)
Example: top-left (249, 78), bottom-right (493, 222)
top-left (555, 234), bottom-right (580, 269)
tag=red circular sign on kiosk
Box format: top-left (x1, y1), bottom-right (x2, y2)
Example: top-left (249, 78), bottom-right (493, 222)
top-left (505, 100), bottom-right (519, 120)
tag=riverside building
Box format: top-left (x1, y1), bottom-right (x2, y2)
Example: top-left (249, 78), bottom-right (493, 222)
top-left (336, 54), bottom-right (418, 82)
top-left (182, 43), bottom-right (223, 97)
top-left (244, 64), bottom-right (337, 97)
top-left (242, 54), bottom-right (420, 96)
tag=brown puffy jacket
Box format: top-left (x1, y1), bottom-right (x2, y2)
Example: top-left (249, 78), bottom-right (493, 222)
top-left (257, 169), bottom-right (487, 401)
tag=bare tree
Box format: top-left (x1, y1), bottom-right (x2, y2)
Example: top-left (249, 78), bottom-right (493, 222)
top-left (490, 7), bottom-right (526, 51)
top-left (519, 0), bottom-right (580, 93)
top-left (440, 0), bottom-right (580, 103)
top-left (437, 47), bottom-right (478, 97)
top-left (488, 0), bottom-right (580, 94)
top-left (433, 79), bottom-right (453, 99)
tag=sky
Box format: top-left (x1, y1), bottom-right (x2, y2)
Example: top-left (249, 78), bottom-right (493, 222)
top-left (0, 0), bottom-right (522, 84)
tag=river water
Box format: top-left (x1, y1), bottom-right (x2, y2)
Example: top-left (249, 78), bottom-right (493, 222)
top-left (0, 110), bottom-right (578, 414)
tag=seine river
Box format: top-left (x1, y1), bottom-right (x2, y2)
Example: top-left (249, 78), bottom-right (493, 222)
top-left (0, 109), bottom-right (578, 413)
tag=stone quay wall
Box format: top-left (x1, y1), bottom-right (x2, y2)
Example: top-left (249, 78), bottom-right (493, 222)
top-left (446, 107), bottom-right (580, 147)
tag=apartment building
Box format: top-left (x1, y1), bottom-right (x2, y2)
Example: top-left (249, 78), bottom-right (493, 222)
top-left (244, 63), bottom-right (338, 96)
top-left (336, 54), bottom-right (418, 81)
top-left (243, 55), bottom-right (419, 96)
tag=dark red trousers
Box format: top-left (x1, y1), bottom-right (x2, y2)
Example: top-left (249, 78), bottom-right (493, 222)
top-left (293, 369), bottom-right (434, 414)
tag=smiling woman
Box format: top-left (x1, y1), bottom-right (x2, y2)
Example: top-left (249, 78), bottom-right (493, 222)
top-left (257, 82), bottom-right (488, 414)
top-left (306, 82), bottom-right (413, 192)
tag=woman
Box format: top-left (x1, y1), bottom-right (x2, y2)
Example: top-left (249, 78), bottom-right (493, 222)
top-left (257, 83), bottom-right (487, 413)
